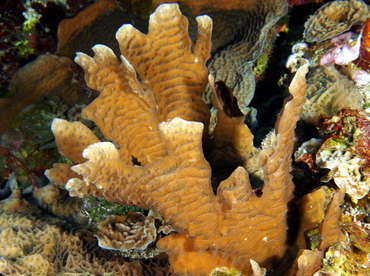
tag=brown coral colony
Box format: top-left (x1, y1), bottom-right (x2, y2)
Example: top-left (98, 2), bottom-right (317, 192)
top-left (44, 3), bottom-right (312, 275)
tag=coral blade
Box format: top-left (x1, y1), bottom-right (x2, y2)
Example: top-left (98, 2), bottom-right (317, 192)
top-left (48, 3), bottom-right (309, 275)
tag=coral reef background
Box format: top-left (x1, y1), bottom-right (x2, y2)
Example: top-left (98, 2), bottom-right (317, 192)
top-left (1, 0), bottom-right (370, 275)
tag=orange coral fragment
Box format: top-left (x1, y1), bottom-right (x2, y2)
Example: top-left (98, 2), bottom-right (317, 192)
top-left (208, 76), bottom-right (262, 181)
top-left (290, 186), bottom-right (346, 275)
top-left (47, 4), bottom-right (309, 275)
top-left (45, 119), bottom-right (101, 186)
top-left (51, 119), bottom-right (100, 164)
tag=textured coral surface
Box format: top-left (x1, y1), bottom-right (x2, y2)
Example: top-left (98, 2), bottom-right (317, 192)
top-left (95, 212), bottom-right (157, 252)
top-left (46, 4), bottom-right (309, 275)
top-left (0, 189), bottom-right (168, 276)
top-left (201, 0), bottom-right (288, 113)
top-left (302, 65), bottom-right (364, 124)
top-left (303, 0), bottom-right (368, 42)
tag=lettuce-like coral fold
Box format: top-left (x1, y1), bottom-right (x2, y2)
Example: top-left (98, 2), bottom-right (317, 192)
top-left (46, 4), bottom-right (309, 275)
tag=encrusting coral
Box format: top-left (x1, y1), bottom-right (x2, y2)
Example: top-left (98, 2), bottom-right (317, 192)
top-left (300, 0), bottom-right (370, 89)
top-left (301, 65), bottom-right (364, 125)
top-left (303, 0), bottom-right (368, 43)
top-left (56, 0), bottom-right (152, 60)
top-left (56, 0), bottom-right (118, 58)
top-left (0, 54), bottom-right (82, 134)
top-left (0, 188), bottom-right (168, 275)
top-left (46, 3), bottom-right (310, 275)
top-left (94, 212), bottom-right (157, 252)
top-left (203, 0), bottom-right (288, 114)
top-left (33, 183), bottom-right (83, 219)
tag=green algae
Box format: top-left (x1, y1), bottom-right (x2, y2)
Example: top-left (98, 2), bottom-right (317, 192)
top-left (84, 196), bottom-right (145, 225)
top-left (15, 40), bottom-right (34, 55)
top-left (211, 267), bottom-right (244, 276)
top-left (253, 42), bottom-right (274, 77)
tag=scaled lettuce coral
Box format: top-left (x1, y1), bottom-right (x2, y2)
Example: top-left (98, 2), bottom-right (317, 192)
top-left (202, 0), bottom-right (288, 113)
top-left (303, 0), bottom-right (368, 43)
top-left (0, 189), bottom-right (167, 276)
top-left (301, 66), bottom-right (364, 125)
top-left (94, 212), bottom-right (158, 253)
top-left (46, 4), bottom-right (308, 275)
